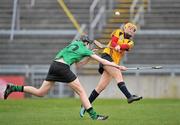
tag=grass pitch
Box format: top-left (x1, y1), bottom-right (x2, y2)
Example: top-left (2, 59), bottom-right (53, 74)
top-left (0, 98), bottom-right (180, 125)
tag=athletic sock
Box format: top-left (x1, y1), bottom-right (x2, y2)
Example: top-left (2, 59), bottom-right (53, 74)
top-left (89, 89), bottom-right (99, 103)
top-left (86, 107), bottom-right (97, 120)
top-left (117, 82), bottom-right (132, 98)
top-left (10, 84), bottom-right (24, 92)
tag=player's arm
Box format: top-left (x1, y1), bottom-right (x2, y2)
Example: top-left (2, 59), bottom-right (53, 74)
top-left (111, 37), bottom-right (134, 52)
top-left (110, 30), bottom-right (122, 52)
top-left (90, 54), bottom-right (127, 71)
top-left (111, 35), bottom-right (119, 48)
top-left (120, 40), bottom-right (134, 51)
top-left (75, 57), bottom-right (91, 69)
top-left (111, 35), bottom-right (122, 52)
top-left (75, 48), bottom-right (97, 69)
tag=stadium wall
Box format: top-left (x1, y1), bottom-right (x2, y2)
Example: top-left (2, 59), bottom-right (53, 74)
top-left (78, 75), bottom-right (180, 99)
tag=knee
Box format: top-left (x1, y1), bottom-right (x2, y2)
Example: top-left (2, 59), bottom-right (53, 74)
top-left (69, 80), bottom-right (86, 96)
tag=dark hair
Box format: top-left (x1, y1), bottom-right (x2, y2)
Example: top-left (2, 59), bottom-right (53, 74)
top-left (80, 35), bottom-right (93, 44)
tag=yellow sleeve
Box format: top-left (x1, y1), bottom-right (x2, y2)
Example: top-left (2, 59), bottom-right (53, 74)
top-left (111, 29), bottom-right (123, 38)
top-left (121, 39), bottom-right (134, 50)
top-left (127, 40), bottom-right (134, 50)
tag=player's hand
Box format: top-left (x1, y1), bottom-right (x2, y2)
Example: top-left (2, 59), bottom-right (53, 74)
top-left (115, 45), bottom-right (121, 52)
top-left (118, 66), bottom-right (127, 71)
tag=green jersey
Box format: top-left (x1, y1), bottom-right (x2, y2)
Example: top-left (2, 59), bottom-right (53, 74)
top-left (55, 40), bottom-right (93, 65)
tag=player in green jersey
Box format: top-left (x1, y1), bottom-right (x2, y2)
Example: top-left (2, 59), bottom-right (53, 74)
top-left (3, 35), bottom-right (127, 120)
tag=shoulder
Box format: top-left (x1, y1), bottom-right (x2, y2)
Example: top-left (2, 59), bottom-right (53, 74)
top-left (71, 40), bottom-right (83, 45)
top-left (111, 29), bottom-right (124, 37)
top-left (70, 40), bottom-right (85, 47)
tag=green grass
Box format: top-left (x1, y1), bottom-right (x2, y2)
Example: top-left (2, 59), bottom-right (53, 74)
top-left (0, 98), bottom-right (180, 125)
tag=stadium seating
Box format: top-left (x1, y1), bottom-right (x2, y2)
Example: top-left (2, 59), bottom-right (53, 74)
top-left (0, 0), bottom-right (13, 30)
top-left (0, 40), bottom-right (68, 64)
top-left (18, 0), bottom-right (92, 30)
top-left (142, 0), bottom-right (180, 29)
top-left (127, 35), bottom-right (180, 64)
top-left (0, 0), bottom-right (93, 64)
top-left (96, 0), bottom-right (133, 41)
top-left (126, 0), bottom-right (180, 64)
top-left (0, 0), bottom-right (180, 66)
top-left (96, 0), bottom-right (180, 65)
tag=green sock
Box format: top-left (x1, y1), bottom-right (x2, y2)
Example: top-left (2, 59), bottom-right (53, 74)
top-left (86, 107), bottom-right (97, 120)
top-left (11, 85), bottom-right (24, 92)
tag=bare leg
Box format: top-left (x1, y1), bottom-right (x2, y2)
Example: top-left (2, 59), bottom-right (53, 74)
top-left (68, 78), bottom-right (91, 109)
top-left (103, 66), bottom-right (124, 83)
top-left (95, 65), bottom-right (123, 94)
top-left (104, 66), bottom-right (142, 102)
top-left (70, 78), bottom-right (109, 120)
top-left (89, 65), bottom-right (126, 102)
top-left (95, 70), bottom-right (112, 93)
top-left (24, 80), bottom-right (55, 97)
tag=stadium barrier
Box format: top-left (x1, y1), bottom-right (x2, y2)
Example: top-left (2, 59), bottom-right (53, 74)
top-left (0, 65), bottom-right (74, 98)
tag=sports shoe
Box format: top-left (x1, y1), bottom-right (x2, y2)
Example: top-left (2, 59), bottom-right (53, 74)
top-left (4, 84), bottom-right (14, 100)
top-left (80, 106), bottom-right (86, 117)
top-left (96, 115), bottom-right (109, 120)
top-left (127, 95), bottom-right (143, 104)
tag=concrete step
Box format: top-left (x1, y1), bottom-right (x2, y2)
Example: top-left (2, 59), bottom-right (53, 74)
top-left (145, 13), bottom-right (180, 18)
top-left (144, 25), bottom-right (180, 29)
top-left (0, 37), bottom-right (74, 43)
top-left (0, 55), bottom-right (53, 64)
top-left (6, 35), bottom-right (74, 40)
top-left (152, 4), bottom-right (180, 8)
top-left (150, 9), bottom-right (180, 14)
top-left (145, 17), bottom-right (180, 22)
top-left (126, 59), bottom-right (180, 65)
top-left (19, 19), bottom-right (89, 25)
top-left (0, 40), bottom-right (72, 64)
top-left (151, 0), bottom-right (180, 4)
top-left (127, 54), bottom-right (180, 60)
top-left (30, 0), bottom-right (93, 4)
top-left (0, 24), bottom-right (11, 29)
top-left (142, 26), bottom-right (180, 30)
top-left (134, 40), bottom-right (180, 46)
top-left (131, 48), bottom-right (180, 53)
top-left (19, 26), bottom-right (74, 29)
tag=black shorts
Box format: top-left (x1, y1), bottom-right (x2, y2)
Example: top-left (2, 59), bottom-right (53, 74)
top-left (98, 53), bottom-right (113, 74)
top-left (45, 61), bottom-right (77, 83)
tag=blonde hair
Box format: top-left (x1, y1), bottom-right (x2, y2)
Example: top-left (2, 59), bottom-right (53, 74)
top-left (124, 22), bottom-right (137, 32)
